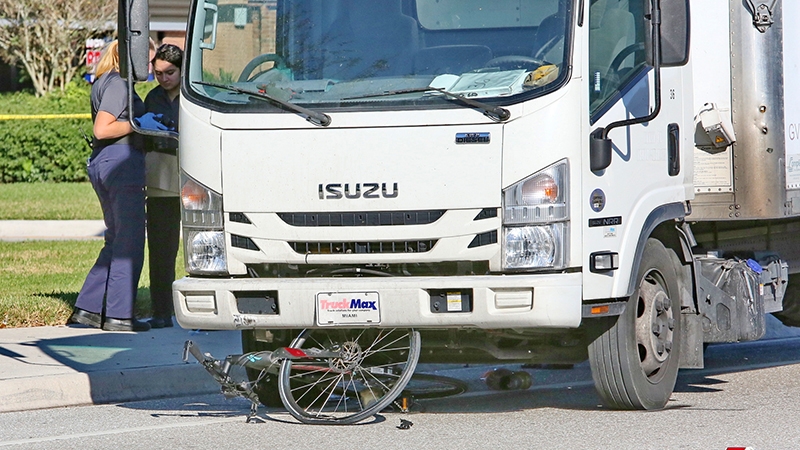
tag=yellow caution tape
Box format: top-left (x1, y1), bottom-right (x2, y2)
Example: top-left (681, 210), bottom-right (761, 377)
top-left (0, 113), bottom-right (91, 120)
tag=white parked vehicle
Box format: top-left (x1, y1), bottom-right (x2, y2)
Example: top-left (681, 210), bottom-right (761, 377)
top-left (120, 0), bottom-right (799, 416)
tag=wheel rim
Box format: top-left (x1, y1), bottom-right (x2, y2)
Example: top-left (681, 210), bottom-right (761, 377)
top-left (634, 270), bottom-right (675, 384)
top-left (279, 328), bottom-right (419, 424)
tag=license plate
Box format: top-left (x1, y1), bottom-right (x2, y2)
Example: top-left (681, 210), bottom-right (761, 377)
top-left (316, 291), bottom-right (380, 326)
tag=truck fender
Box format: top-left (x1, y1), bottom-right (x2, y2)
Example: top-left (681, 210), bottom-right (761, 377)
top-left (624, 202), bottom-right (686, 298)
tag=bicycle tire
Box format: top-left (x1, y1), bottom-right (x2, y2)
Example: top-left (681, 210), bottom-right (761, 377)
top-left (402, 373), bottom-right (468, 399)
top-left (278, 328), bottom-right (421, 425)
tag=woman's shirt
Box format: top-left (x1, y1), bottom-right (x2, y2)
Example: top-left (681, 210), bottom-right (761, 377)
top-left (143, 84), bottom-right (181, 197)
top-left (143, 85), bottom-right (180, 154)
top-left (90, 70), bottom-right (145, 149)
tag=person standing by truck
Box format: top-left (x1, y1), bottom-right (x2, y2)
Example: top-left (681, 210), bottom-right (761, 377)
top-left (142, 44), bottom-right (183, 328)
top-left (69, 40), bottom-right (150, 332)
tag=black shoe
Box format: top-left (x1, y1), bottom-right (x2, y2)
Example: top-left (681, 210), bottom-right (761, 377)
top-left (68, 308), bottom-right (102, 328)
top-left (147, 317), bottom-right (173, 329)
top-left (102, 317), bottom-right (151, 332)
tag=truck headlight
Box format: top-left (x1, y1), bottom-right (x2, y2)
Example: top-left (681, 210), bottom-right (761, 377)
top-left (185, 230), bottom-right (228, 274)
top-left (181, 172), bottom-right (227, 275)
top-left (502, 160), bottom-right (568, 270)
top-left (504, 223), bottom-right (566, 269)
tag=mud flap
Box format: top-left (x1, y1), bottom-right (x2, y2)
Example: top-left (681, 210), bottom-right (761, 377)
top-left (679, 312), bottom-right (704, 368)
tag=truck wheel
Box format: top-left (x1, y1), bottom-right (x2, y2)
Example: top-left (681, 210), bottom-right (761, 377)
top-left (773, 273), bottom-right (800, 327)
top-left (241, 329), bottom-right (298, 408)
top-left (588, 238), bottom-right (682, 410)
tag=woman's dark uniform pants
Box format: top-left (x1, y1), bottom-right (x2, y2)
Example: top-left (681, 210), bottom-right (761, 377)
top-left (146, 196), bottom-right (181, 320)
top-left (75, 143), bottom-right (146, 320)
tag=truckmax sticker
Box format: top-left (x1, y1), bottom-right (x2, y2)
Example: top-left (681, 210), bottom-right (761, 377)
top-left (319, 298), bottom-right (378, 311)
top-left (318, 183), bottom-right (398, 199)
top-left (316, 292), bottom-right (381, 325)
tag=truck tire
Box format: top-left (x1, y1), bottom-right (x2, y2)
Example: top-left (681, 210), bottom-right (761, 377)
top-left (773, 273), bottom-right (800, 327)
top-left (241, 329), bottom-right (298, 408)
top-left (588, 238), bottom-right (682, 410)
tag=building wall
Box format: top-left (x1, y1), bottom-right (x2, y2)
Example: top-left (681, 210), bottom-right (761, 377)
top-left (150, 0), bottom-right (191, 31)
top-left (150, 0), bottom-right (191, 48)
top-left (200, 0), bottom-right (277, 78)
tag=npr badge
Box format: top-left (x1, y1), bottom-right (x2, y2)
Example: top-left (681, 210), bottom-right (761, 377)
top-left (590, 189), bottom-right (606, 212)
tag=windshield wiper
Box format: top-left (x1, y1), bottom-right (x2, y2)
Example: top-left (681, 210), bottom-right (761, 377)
top-left (345, 87), bottom-right (511, 122)
top-left (194, 81), bottom-right (331, 127)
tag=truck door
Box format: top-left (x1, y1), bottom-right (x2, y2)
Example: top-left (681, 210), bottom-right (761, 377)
top-left (583, 0), bottom-right (691, 300)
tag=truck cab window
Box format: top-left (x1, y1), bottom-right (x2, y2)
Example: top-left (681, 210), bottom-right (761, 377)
top-left (588, 0), bottom-right (647, 115)
top-left (187, 0), bottom-right (574, 112)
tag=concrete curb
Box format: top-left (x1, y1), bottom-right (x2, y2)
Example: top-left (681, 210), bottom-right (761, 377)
top-left (0, 220), bottom-right (106, 241)
top-left (0, 325), bottom-right (241, 412)
top-left (0, 364), bottom-right (221, 413)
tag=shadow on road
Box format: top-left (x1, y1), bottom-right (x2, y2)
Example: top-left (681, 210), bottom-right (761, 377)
top-left (114, 317), bottom-right (800, 421)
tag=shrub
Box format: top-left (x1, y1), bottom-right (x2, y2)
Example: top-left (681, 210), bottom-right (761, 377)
top-left (0, 80), bottom-right (156, 182)
top-left (0, 118), bottom-right (93, 182)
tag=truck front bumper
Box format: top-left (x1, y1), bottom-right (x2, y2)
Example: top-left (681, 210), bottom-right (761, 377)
top-left (172, 273), bottom-right (583, 330)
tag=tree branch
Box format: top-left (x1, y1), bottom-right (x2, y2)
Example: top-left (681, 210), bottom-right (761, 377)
top-left (0, 0), bottom-right (117, 96)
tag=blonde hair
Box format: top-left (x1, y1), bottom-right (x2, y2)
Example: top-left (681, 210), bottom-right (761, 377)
top-left (95, 40), bottom-right (120, 78)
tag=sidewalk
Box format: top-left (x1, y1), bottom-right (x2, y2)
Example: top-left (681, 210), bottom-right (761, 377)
top-left (0, 324), bottom-right (242, 413)
top-left (0, 220), bottom-right (106, 241)
top-left (0, 220), bottom-right (240, 413)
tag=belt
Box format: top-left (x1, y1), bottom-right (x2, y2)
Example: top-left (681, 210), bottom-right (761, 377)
top-left (90, 135), bottom-right (143, 160)
top-left (92, 134), bottom-right (133, 149)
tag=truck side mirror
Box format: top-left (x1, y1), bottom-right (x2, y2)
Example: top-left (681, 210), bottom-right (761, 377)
top-left (645, 0), bottom-right (690, 67)
top-left (118, 0), bottom-right (151, 82)
top-left (590, 128), bottom-right (613, 172)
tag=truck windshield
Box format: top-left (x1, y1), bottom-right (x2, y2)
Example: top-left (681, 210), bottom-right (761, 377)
top-left (186, 0), bottom-right (573, 111)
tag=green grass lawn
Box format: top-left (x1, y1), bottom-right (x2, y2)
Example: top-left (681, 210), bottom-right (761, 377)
top-left (0, 238), bottom-right (186, 328)
top-left (0, 182), bottom-right (186, 328)
top-left (0, 182), bottom-right (102, 220)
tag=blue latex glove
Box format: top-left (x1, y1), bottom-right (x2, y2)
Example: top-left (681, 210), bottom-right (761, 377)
top-left (134, 112), bottom-right (169, 131)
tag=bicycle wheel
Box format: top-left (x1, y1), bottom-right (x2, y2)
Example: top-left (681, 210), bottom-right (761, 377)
top-left (278, 328), bottom-right (420, 425)
top-left (402, 373), bottom-right (468, 399)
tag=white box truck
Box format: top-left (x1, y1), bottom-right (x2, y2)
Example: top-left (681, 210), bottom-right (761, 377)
top-left (119, 0), bottom-right (798, 416)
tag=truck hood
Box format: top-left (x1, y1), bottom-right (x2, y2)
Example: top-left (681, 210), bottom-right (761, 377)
top-left (220, 125), bottom-right (503, 212)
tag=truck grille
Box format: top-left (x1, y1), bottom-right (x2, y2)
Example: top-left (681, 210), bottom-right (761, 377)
top-left (278, 210), bottom-right (445, 227)
top-left (289, 240), bottom-right (437, 254)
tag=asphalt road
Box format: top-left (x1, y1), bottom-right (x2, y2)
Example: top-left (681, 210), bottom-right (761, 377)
top-left (1, 331), bottom-right (799, 450)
